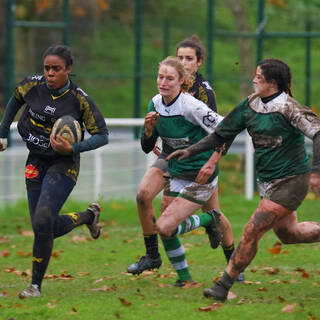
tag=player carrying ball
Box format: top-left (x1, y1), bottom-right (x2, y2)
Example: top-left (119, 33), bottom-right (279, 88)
top-left (0, 45), bottom-right (108, 298)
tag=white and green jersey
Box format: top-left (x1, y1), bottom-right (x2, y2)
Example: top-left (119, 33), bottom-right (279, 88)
top-left (145, 92), bottom-right (223, 180)
top-left (216, 92), bottom-right (320, 182)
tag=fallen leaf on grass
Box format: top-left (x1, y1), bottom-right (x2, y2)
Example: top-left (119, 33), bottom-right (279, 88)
top-left (191, 229), bottom-right (204, 235)
top-left (237, 298), bottom-right (247, 305)
top-left (263, 267), bottom-right (280, 275)
top-left (158, 272), bottom-right (176, 279)
top-left (0, 237), bottom-right (10, 243)
top-left (270, 279), bottom-right (281, 284)
top-left (227, 291), bottom-right (237, 300)
top-left (257, 287), bottom-right (267, 292)
top-left (123, 239), bottom-right (134, 243)
top-left (119, 297), bottom-right (131, 306)
top-left (17, 250), bottom-right (32, 257)
top-left (157, 283), bottom-right (172, 288)
top-left (0, 291), bottom-right (7, 297)
top-left (0, 250), bottom-right (10, 257)
top-left (51, 249), bottom-right (64, 258)
top-left (182, 281), bottom-right (203, 289)
top-left (268, 242), bottom-right (282, 254)
top-left (46, 302), bottom-right (56, 308)
top-left (295, 268), bottom-right (310, 278)
top-left (45, 270), bottom-right (74, 280)
top-left (242, 280), bottom-right (262, 285)
top-left (308, 312), bottom-right (318, 320)
top-left (278, 296), bottom-right (286, 302)
top-left (77, 272), bottom-right (90, 276)
top-left (69, 307), bottom-right (77, 314)
top-left (92, 285), bottom-right (116, 292)
top-left (18, 229), bottom-right (34, 236)
top-left (70, 236), bottom-right (90, 243)
top-left (3, 267), bottom-right (16, 273)
top-left (282, 303), bottom-right (296, 313)
top-left (198, 302), bottom-right (222, 312)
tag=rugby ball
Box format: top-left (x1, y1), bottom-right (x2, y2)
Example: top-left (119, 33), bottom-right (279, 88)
top-left (51, 115), bottom-right (81, 144)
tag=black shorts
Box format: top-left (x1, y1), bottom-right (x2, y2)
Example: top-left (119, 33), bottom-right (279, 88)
top-left (257, 172), bottom-right (310, 211)
top-left (25, 152), bottom-right (80, 190)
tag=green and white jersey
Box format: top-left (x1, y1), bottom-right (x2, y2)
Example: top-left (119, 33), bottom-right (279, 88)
top-left (146, 92), bottom-right (223, 180)
top-left (216, 92), bottom-right (320, 181)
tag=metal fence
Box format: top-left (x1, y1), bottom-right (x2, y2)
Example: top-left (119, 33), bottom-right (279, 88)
top-left (0, 120), bottom-right (313, 206)
top-left (3, 0), bottom-right (320, 118)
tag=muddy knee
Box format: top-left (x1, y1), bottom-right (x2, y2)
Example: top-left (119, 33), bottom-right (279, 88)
top-left (136, 188), bottom-right (153, 208)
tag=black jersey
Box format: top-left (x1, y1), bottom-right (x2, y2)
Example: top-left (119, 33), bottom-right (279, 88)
top-left (189, 73), bottom-right (217, 112)
top-left (14, 75), bottom-right (108, 160)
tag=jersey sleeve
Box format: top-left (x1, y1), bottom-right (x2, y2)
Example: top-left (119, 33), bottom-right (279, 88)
top-left (284, 97), bottom-right (320, 139)
top-left (215, 99), bottom-right (248, 140)
top-left (76, 88), bottom-right (108, 136)
top-left (198, 80), bottom-right (217, 112)
top-left (184, 98), bottom-right (223, 134)
top-left (0, 96), bottom-right (25, 138)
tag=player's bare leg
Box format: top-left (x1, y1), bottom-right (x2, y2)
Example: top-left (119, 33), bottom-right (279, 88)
top-left (203, 199), bottom-right (290, 300)
top-left (157, 197), bottom-right (202, 237)
top-left (202, 190), bottom-right (244, 281)
top-left (127, 167), bottom-right (164, 274)
top-left (273, 210), bottom-right (320, 243)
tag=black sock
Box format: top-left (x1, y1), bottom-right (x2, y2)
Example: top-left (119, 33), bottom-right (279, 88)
top-left (144, 234), bottom-right (159, 259)
top-left (223, 242), bottom-right (235, 262)
top-left (32, 231), bottom-right (53, 289)
top-left (220, 271), bottom-right (235, 289)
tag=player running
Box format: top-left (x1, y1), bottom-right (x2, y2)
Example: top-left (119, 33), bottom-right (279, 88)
top-left (0, 45), bottom-right (108, 298)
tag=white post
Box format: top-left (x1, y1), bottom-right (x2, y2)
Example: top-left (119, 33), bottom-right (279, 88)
top-left (245, 130), bottom-right (254, 199)
top-left (94, 148), bottom-right (102, 199)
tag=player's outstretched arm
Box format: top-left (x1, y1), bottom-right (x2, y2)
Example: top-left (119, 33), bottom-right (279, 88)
top-left (167, 133), bottom-right (217, 161)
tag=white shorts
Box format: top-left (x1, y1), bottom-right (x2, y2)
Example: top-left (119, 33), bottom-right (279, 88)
top-left (164, 176), bottom-right (218, 205)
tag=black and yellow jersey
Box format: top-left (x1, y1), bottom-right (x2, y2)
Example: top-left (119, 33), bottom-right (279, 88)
top-left (14, 75), bottom-right (108, 159)
top-left (189, 72), bottom-right (217, 112)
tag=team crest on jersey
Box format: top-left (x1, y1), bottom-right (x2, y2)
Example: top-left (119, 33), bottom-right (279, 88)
top-left (25, 164), bottom-right (39, 179)
top-left (44, 105), bottom-right (56, 115)
top-left (30, 75), bottom-right (42, 81)
top-left (203, 111), bottom-right (218, 127)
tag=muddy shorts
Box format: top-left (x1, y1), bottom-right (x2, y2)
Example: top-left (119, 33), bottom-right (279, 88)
top-left (257, 172), bottom-right (310, 211)
top-left (164, 175), bottom-right (218, 205)
top-left (151, 151), bottom-right (168, 172)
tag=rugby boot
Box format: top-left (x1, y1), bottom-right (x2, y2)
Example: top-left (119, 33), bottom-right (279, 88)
top-left (19, 284), bottom-right (41, 299)
top-left (205, 209), bottom-right (222, 249)
top-left (127, 254), bottom-right (162, 275)
top-left (86, 202), bottom-right (102, 239)
top-left (203, 272), bottom-right (234, 301)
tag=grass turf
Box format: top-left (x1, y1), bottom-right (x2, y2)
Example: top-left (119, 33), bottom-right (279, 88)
top-left (0, 194), bottom-right (319, 320)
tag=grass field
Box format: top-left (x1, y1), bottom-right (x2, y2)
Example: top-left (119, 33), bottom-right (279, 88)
top-left (0, 191), bottom-right (319, 320)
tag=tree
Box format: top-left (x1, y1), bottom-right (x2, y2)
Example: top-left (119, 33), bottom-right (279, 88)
top-left (226, 0), bottom-right (254, 98)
